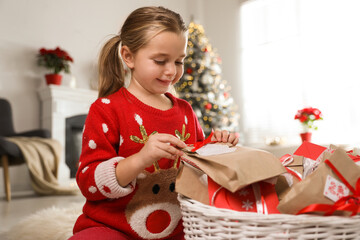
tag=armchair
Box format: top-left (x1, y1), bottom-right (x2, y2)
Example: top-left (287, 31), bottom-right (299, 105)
top-left (0, 98), bottom-right (50, 201)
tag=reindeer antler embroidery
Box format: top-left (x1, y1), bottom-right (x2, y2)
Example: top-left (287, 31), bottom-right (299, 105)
top-left (175, 124), bottom-right (190, 142)
top-left (130, 125), bottom-right (157, 144)
top-left (130, 117), bottom-right (160, 171)
top-left (174, 123), bottom-right (191, 168)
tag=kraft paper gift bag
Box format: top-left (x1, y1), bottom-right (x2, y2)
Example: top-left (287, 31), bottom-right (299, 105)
top-left (181, 143), bottom-right (286, 193)
top-left (277, 148), bottom-right (360, 216)
top-left (175, 145), bottom-right (282, 214)
top-left (175, 161), bottom-right (209, 205)
top-left (275, 154), bottom-right (303, 201)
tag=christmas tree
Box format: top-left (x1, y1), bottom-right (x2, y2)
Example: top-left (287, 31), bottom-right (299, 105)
top-left (175, 22), bottom-right (240, 137)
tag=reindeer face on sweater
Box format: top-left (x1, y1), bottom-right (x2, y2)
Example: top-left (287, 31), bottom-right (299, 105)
top-left (126, 116), bottom-right (190, 239)
top-left (125, 167), bottom-right (181, 239)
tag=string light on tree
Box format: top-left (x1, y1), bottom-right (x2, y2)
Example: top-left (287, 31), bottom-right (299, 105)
top-left (175, 22), bottom-right (240, 136)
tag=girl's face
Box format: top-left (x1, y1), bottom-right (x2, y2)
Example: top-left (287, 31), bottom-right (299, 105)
top-left (124, 31), bottom-right (187, 95)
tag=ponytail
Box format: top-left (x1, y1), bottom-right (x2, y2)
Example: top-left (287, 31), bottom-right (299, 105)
top-left (98, 35), bottom-right (124, 98)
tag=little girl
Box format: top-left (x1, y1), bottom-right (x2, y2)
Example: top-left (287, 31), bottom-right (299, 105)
top-left (70, 6), bottom-right (239, 240)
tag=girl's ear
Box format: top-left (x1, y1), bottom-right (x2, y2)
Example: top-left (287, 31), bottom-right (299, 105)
top-left (121, 46), bottom-right (134, 69)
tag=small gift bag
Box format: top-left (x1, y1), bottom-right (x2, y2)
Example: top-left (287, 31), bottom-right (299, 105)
top-left (181, 143), bottom-right (286, 192)
top-left (275, 154), bottom-right (303, 200)
top-left (293, 141), bottom-right (328, 178)
top-left (275, 142), bottom-right (328, 200)
top-left (176, 143), bottom-right (286, 214)
top-left (175, 161), bottom-right (209, 205)
top-left (278, 148), bottom-right (360, 216)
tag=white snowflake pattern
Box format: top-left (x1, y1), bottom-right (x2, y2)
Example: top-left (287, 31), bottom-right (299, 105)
top-left (238, 189), bottom-right (249, 196)
top-left (242, 199), bottom-right (254, 211)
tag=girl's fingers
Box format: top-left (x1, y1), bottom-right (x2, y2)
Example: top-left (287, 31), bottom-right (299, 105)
top-left (155, 133), bottom-right (187, 149)
top-left (212, 129), bottom-right (229, 142)
top-left (212, 130), bottom-right (239, 145)
top-left (221, 130), bottom-right (229, 142)
top-left (212, 129), bottom-right (222, 142)
top-left (148, 133), bottom-right (186, 158)
top-left (228, 133), bottom-right (237, 144)
top-left (163, 143), bottom-right (184, 157)
top-left (229, 133), bottom-right (239, 145)
top-left (156, 147), bottom-right (179, 160)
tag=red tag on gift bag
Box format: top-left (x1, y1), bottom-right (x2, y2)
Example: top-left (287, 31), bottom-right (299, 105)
top-left (293, 141), bottom-right (327, 160)
top-left (208, 177), bottom-right (280, 214)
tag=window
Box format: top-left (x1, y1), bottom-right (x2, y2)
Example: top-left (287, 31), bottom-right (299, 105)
top-left (240, 0), bottom-right (360, 146)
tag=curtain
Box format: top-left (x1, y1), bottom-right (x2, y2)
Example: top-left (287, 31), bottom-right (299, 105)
top-left (240, 0), bottom-right (360, 146)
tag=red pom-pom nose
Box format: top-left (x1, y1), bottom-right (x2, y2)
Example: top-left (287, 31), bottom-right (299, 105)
top-left (146, 210), bottom-right (171, 234)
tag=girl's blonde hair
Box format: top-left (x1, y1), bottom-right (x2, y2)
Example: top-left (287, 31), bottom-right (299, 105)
top-left (97, 6), bottom-right (187, 98)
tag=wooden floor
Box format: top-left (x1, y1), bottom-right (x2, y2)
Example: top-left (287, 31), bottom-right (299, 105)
top-left (0, 191), bottom-right (85, 237)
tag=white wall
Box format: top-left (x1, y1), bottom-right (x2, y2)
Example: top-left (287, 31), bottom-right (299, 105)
top-left (0, 0), bottom-right (240, 196)
top-left (200, 0), bottom-right (241, 104)
top-left (0, 0), bottom-right (195, 132)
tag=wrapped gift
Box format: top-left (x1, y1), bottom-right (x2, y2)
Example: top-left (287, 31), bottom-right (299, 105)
top-left (280, 154), bottom-right (304, 177)
top-left (275, 150), bottom-right (308, 199)
top-left (331, 144), bottom-right (360, 165)
top-left (181, 143), bottom-right (286, 192)
top-left (277, 148), bottom-right (360, 216)
top-left (348, 150), bottom-right (360, 164)
top-left (176, 142), bottom-right (286, 214)
top-left (276, 142), bottom-right (328, 200)
top-left (175, 161), bottom-right (209, 205)
top-left (293, 141), bottom-right (328, 178)
top-left (276, 153), bottom-right (306, 200)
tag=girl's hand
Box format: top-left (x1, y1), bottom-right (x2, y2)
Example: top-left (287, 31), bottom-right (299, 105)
top-left (211, 129), bottom-right (239, 146)
top-left (137, 133), bottom-right (187, 168)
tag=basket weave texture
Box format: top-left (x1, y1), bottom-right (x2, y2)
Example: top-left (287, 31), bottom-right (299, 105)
top-left (178, 195), bottom-right (360, 240)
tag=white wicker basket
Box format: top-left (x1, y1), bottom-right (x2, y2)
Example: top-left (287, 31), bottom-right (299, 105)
top-left (178, 194), bottom-right (360, 240)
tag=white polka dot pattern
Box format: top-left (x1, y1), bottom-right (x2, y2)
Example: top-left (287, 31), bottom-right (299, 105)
top-left (82, 166), bottom-right (89, 173)
top-left (101, 98), bottom-right (110, 104)
top-left (119, 135), bottom-right (124, 146)
top-left (134, 114), bottom-right (143, 125)
top-left (102, 123), bottom-right (108, 133)
top-left (89, 140), bottom-right (97, 149)
top-left (89, 186), bottom-right (97, 193)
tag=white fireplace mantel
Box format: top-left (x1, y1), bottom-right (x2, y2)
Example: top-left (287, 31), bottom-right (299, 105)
top-left (38, 85), bottom-right (98, 185)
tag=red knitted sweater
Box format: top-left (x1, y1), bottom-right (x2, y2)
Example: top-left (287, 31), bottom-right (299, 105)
top-left (73, 87), bottom-right (204, 239)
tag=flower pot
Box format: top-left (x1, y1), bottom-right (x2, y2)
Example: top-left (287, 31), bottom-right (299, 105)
top-left (300, 132), bottom-right (312, 142)
top-left (45, 74), bottom-right (62, 85)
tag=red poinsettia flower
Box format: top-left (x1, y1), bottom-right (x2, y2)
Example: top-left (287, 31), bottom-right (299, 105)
top-left (295, 107), bottom-right (323, 131)
top-left (37, 47), bottom-right (74, 74)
